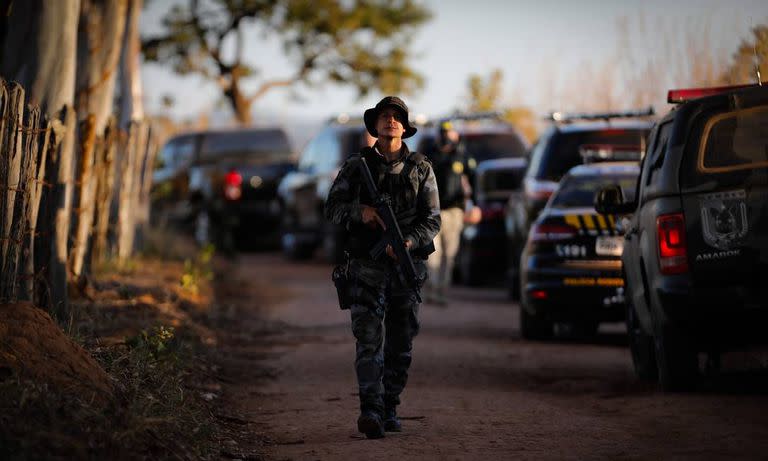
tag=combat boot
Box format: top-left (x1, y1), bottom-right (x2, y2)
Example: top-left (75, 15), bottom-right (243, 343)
top-left (383, 406), bottom-right (402, 432)
top-left (357, 410), bottom-right (385, 439)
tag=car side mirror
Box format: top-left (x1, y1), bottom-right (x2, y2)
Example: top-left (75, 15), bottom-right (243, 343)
top-left (594, 185), bottom-right (636, 215)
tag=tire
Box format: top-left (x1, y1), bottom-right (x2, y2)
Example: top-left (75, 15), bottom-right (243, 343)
top-left (459, 249), bottom-right (482, 287)
top-left (281, 232), bottom-right (315, 260)
top-left (506, 245), bottom-right (523, 300)
top-left (654, 328), bottom-right (698, 392)
top-left (507, 266), bottom-right (520, 301)
top-left (572, 320), bottom-right (599, 338)
top-left (520, 299), bottom-right (554, 340)
top-left (626, 299), bottom-right (658, 381)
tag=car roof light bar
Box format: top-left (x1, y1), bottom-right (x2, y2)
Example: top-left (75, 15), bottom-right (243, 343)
top-left (435, 111), bottom-right (506, 125)
top-left (667, 84), bottom-right (758, 104)
top-left (546, 107), bottom-right (655, 123)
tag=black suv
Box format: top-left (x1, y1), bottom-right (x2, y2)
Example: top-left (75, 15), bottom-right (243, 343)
top-left (596, 84), bottom-right (768, 390)
top-left (153, 128), bottom-right (295, 250)
top-left (278, 116), bottom-right (422, 262)
top-left (506, 112), bottom-right (653, 298)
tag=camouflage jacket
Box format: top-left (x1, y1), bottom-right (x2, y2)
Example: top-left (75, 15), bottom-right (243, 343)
top-left (324, 144), bottom-right (441, 256)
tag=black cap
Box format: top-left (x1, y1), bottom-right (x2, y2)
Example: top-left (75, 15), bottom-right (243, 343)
top-left (363, 96), bottom-right (417, 139)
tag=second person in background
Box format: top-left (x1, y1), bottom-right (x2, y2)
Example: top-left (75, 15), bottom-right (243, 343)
top-left (425, 121), bottom-right (472, 305)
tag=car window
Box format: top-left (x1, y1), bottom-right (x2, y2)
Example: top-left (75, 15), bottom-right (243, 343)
top-left (551, 174), bottom-right (638, 208)
top-left (697, 105), bottom-right (768, 173)
top-left (531, 127), bottom-right (651, 181)
top-left (298, 135), bottom-right (320, 173)
top-left (199, 129), bottom-right (292, 161)
top-left (462, 132), bottom-right (528, 162)
top-left (481, 168), bottom-right (525, 193)
top-left (645, 121), bottom-right (671, 187)
top-left (314, 128), bottom-right (341, 174)
top-left (158, 135), bottom-right (196, 169)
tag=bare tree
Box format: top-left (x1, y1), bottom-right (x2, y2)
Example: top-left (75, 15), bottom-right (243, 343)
top-left (70, 0), bottom-right (128, 279)
top-left (115, 0), bottom-right (149, 262)
top-left (1, 0), bottom-right (81, 316)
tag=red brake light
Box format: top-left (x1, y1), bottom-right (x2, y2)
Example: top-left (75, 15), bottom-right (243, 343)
top-left (529, 222), bottom-right (578, 242)
top-left (530, 290), bottom-right (548, 300)
top-left (657, 213), bottom-right (688, 274)
top-left (224, 170), bottom-right (243, 200)
top-left (667, 84), bottom-right (757, 104)
top-left (225, 170), bottom-right (242, 186)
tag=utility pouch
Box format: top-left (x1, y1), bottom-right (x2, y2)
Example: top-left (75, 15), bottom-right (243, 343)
top-left (332, 254), bottom-right (353, 310)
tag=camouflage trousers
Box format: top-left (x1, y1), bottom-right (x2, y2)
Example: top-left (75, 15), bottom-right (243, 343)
top-left (347, 258), bottom-right (424, 415)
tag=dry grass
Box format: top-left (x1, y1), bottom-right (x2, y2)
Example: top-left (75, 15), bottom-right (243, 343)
top-left (0, 229), bottom-right (229, 460)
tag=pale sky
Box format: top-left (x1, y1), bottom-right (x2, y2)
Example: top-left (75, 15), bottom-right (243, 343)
top-left (141, 0), bottom-right (768, 127)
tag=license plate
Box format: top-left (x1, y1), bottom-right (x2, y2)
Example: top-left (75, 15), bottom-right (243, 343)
top-left (595, 236), bottom-right (624, 256)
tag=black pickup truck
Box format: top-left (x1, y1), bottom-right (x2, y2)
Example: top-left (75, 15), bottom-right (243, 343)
top-left (596, 84), bottom-right (768, 390)
top-left (155, 128), bottom-right (295, 250)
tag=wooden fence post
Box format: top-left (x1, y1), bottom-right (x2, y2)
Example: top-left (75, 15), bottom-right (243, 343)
top-left (70, 114), bottom-right (97, 278)
top-left (49, 105), bottom-right (77, 319)
top-left (26, 115), bottom-right (52, 302)
top-left (1, 83), bottom-right (25, 301)
top-left (92, 117), bottom-right (117, 265)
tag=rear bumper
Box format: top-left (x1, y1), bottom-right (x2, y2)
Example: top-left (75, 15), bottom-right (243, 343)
top-left (523, 260), bottom-right (625, 322)
top-left (461, 224), bottom-right (507, 272)
top-left (221, 198), bottom-right (282, 227)
top-left (654, 276), bottom-right (768, 347)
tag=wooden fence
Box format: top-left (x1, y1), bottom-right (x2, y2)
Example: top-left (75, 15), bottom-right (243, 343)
top-left (0, 79), bottom-right (157, 309)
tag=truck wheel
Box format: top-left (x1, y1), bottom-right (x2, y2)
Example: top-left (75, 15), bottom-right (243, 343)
top-left (281, 233), bottom-right (315, 260)
top-left (520, 299), bottom-right (553, 340)
top-left (655, 328), bottom-right (698, 391)
top-left (626, 300), bottom-right (657, 381)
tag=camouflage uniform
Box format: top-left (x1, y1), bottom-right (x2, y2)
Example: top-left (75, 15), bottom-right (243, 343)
top-left (325, 144), bottom-right (441, 417)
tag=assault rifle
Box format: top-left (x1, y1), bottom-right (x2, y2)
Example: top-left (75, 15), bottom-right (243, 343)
top-left (358, 157), bottom-right (424, 303)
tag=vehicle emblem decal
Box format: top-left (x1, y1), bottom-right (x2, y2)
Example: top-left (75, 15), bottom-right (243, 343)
top-left (699, 190), bottom-right (748, 250)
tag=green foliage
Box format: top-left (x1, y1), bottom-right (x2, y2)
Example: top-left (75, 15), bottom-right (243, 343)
top-left (125, 325), bottom-right (177, 359)
top-left (725, 24), bottom-right (768, 85)
top-left (142, 0), bottom-right (431, 121)
top-left (181, 243), bottom-right (215, 295)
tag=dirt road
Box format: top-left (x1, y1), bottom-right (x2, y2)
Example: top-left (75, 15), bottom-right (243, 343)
top-left (216, 252), bottom-right (768, 460)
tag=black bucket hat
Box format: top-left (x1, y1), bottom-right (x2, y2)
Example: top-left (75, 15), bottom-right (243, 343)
top-left (363, 96), bottom-right (418, 139)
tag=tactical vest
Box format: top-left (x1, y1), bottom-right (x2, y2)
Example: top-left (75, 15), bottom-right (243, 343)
top-left (347, 147), bottom-right (430, 259)
top-left (432, 150), bottom-right (466, 209)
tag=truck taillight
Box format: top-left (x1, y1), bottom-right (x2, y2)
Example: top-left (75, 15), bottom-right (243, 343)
top-left (529, 222), bottom-right (577, 242)
top-left (657, 213), bottom-right (688, 275)
top-left (224, 170), bottom-right (242, 200)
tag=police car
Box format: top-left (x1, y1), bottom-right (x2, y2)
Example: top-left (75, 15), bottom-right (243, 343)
top-left (596, 84), bottom-right (768, 390)
top-left (519, 157), bottom-right (640, 340)
top-left (505, 111), bottom-right (653, 300)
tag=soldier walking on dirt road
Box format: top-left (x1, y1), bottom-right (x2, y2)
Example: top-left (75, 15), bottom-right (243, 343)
top-left (325, 96), bottom-right (441, 439)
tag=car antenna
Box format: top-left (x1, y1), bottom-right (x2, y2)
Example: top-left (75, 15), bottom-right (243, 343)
top-left (752, 17), bottom-right (763, 86)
